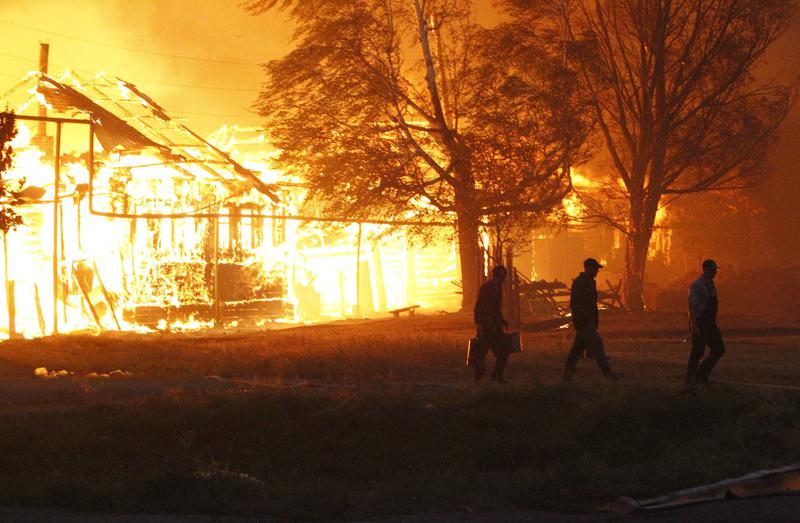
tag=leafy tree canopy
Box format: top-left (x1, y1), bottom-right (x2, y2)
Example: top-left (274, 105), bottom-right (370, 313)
top-left (0, 111), bottom-right (23, 234)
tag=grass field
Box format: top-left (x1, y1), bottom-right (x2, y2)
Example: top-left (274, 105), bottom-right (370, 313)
top-left (0, 311), bottom-right (798, 520)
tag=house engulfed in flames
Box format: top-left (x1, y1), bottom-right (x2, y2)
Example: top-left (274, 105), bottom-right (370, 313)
top-left (0, 70), bottom-right (460, 338)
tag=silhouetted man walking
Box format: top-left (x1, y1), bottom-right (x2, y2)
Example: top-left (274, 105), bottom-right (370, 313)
top-left (563, 258), bottom-right (620, 383)
top-left (473, 265), bottom-right (509, 383)
top-left (687, 259), bottom-right (725, 387)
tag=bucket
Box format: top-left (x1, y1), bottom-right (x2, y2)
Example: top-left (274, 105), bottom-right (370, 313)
top-left (466, 337), bottom-right (482, 367)
top-left (506, 331), bottom-right (523, 354)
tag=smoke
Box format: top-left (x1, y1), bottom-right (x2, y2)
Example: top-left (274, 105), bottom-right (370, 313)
top-left (1, 0), bottom-right (797, 269)
top-left (0, 0), bottom-right (292, 134)
top-left (754, 15), bottom-right (800, 265)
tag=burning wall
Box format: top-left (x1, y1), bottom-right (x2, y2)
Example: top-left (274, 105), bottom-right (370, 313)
top-left (531, 167), bottom-right (673, 301)
top-left (0, 73), bottom-right (461, 338)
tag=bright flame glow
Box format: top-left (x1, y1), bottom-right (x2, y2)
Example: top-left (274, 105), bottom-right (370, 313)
top-left (0, 120), bottom-right (461, 338)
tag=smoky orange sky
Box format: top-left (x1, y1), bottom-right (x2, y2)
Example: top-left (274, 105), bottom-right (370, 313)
top-left (1, 1), bottom-right (798, 264)
top-left (0, 0), bottom-right (296, 134)
top-left (747, 15), bottom-right (800, 267)
top-left (0, 0), bottom-right (500, 135)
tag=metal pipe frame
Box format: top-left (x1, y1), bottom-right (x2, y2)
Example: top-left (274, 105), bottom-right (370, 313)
top-left (15, 114), bottom-right (92, 125)
top-left (14, 115), bottom-right (453, 227)
top-left (52, 122), bottom-right (61, 334)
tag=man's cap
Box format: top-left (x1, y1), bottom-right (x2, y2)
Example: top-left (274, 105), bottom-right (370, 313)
top-left (702, 259), bottom-right (719, 270)
top-left (492, 265), bottom-right (507, 277)
top-left (583, 257), bottom-right (603, 269)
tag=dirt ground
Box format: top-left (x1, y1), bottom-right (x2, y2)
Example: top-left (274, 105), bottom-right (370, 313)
top-left (0, 310), bottom-right (797, 521)
top-left (0, 494), bottom-right (799, 522)
top-left (0, 310), bottom-right (797, 410)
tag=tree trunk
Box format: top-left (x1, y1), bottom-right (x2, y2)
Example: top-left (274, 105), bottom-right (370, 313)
top-left (623, 232), bottom-right (648, 311)
top-left (623, 208), bottom-right (655, 311)
top-left (456, 211), bottom-right (482, 312)
top-left (413, 0), bottom-right (482, 311)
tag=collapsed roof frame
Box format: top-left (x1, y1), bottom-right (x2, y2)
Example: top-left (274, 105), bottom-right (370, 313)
top-left (4, 70), bottom-right (280, 206)
top-left (10, 112), bottom-right (277, 334)
top-left (4, 70), bottom-right (454, 227)
top-left (0, 69), bottom-right (462, 334)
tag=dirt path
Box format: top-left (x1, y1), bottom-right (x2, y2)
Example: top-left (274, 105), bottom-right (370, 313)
top-left (0, 316), bottom-right (796, 521)
top-left (374, 495), bottom-right (800, 521)
top-left (1, 495), bottom-right (799, 522)
top-left (0, 374), bottom-right (472, 417)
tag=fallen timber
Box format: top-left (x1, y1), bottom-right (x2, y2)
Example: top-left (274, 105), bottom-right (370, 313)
top-left (122, 298), bottom-right (289, 329)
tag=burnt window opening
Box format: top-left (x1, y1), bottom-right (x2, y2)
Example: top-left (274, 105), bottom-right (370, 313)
top-left (271, 203), bottom-right (286, 247)
top-left (217, 203), bottom-right (268, 261)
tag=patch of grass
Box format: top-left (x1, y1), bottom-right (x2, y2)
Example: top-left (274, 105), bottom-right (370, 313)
top-left (0, 314), bottom-right (797, 519)
top-left (1, 314), bottom-right (798, 388)
top-left (0, 323), bottom-right (473, 382)
top-left (0, 383), bottom-right (797, 520)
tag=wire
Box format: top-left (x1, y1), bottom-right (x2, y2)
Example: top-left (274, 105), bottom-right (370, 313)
top-left (0, 66), bottom-right (260, 120)
top-left (1, 51), bottom-right (264, 121)
top-left (0, 51), bottom-right (259, 92)
top-left (0, 51), bottom-right (97, 77)
top-left (0, 19), bottom-right (260, 66)
top-left (173, 112), bottom-right (262, 118)
top-left (0, 51), bottom-right (40, 63)
top-left (129, 79), bottom-right (257, 93)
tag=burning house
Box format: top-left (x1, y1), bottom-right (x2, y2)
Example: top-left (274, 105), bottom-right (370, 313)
top-left (0, 59), bottom-right (461, 338)
top-left (529, 168), bottom-right (673, 309)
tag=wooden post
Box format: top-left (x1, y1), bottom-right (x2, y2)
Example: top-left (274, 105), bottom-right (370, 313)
top-left (37, 43), bottom-right (49, 137)
top-left (93, 261), bottom-right (121, 330)
top-left (403, 229), bottom-right (416, 306)
top-left (371, 243), bottom-right (386, 312)
top-left (514, 276), bottom-right (521, 329)
top-left (87, 123), bottom-right (94, 262)
top-left (3, 231), bottom-right (14, 337)
top-left (76, 190), bottom-right (82, 251)
top-left (478, 238), bottom-right (486, 290)
top-left (503, 246), bottom-right (520, 330)
top-left (52, 121), bottom-right (61, 335)
top-left (59, 202), bottom-right (65, 259)
top-left (5, 281), bottom-right (15, 338)
top-left (73, 265), bottom-right (103, 329)
top-left (34, 283), bottom-right (46, 336)
top-left (338, 271), bottom-right (346, 317)
top-left (129, 219), bottom-right (137, 288)
top-left (354, 223), bottom-right (362, 317)
top-left (213, 216), bottom-right (220, 326)
top-left (59, 202), bottom-right (67, 323)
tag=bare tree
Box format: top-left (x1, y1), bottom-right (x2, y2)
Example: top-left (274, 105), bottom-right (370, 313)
top-left (243, 0), bottom-right (589, 309)
top-left (503, 0), bottom-right (796, 310)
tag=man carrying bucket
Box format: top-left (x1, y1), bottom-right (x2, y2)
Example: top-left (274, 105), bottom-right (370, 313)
top-left (473, 265), bottom-right (509, 383)
top-left (563, 258), bottom-right (621, 383)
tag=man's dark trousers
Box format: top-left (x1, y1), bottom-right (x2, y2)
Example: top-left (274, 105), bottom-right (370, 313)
top-left (474, 325), bottom-right (508, 381)
top-left (565, 324), bottom-right (611, 375)
top-left (687, 323), bottom-right (725, 384)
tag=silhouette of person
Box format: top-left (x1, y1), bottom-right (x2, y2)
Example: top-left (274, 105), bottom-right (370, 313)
top-left (563, 258), bottom-right (620, 383)
top-left (473, 265), bottom-right (509, 382)
top-left (686, 259), bottom-right (725, 387)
